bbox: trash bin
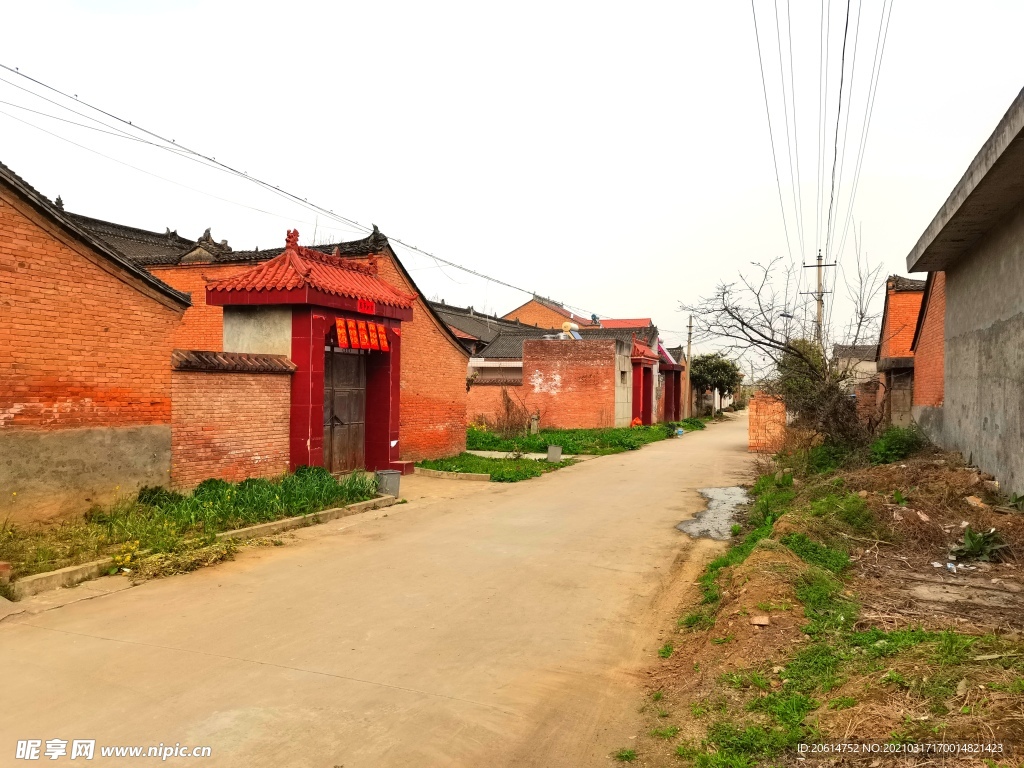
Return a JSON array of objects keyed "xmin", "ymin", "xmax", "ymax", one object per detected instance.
[
  {"xmin": 375, "ymin": 470, "xmax": 401, "ymax": 498},
  {"xmin": 546, "ymin": 445, "xmax": 563, "ymax": 463}
]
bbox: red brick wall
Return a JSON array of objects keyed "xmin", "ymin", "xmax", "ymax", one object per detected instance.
[
  {"xmin": 1, "ymin": 191, "xmax": 184, "ymax": 429},
  {"xmin": 467, "ymin": 340, "xmax": 618, "ymax": 429},
  {"xmin": 374, "ymin": 255, "xmax": 469, "ymax": 460},
  {"xmin": 501, "ymin": 299, "xmax": 597, "ymax": 329},
  {"xmin": 150, "ymin": 263, "xmax": 252, "ymax": 351},
  {"xmin": 171, "ymin": 370, "xmax": 291, "ymax": 489},
  {"xmin": 913, "ymin": 272, "xmax": 945, "ymax": 408},
  {"xmin": 154, "ymin": 250, "xmax": 470, "ymax": 462},
  {"xmin": 880, "ymin": 287, "xmax": 925, "ymax": 360},
  {"xmin": 748, "ymin": 393, "xmax": 786, "ymax": 453},
  {"xmin": 855, "ymin": 379, "xmax": 881, "ymax": 423}
]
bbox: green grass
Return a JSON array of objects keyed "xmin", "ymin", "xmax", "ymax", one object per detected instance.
[
  {"xmin": 658, "ymin": 643, "xmax": 674, "ymax": 658},
  {"xmin": 466, "ymin": 423, "xmax": 684, "ymax": 455},
  {"xmin": 780, "ymin": 533, "xmax": 850, "ymax": 574},
  {"xmin": 808, "ymin": 492, "xmax": 873, "ymax": 533},
  {"xmin": 613, "ymin": 748, "xmax": 637, "ymax": 762},
  {"xmin": 650, "ymin": 725, "xmax": 680, "ymax": 739},
  {"xmin": 0, "ymin": 467, "xmax": 378, "ymax": 580},
  {"xmin": 680, "ymin": 610, "xmax": 716, "ymax": 630},
  {"xmin": 869, "ymin": 426, "xmax": 924, "ymax": 465},
  {"xmin": 415, "ymin": 453, "xmax": 573, "ymax": 482}
]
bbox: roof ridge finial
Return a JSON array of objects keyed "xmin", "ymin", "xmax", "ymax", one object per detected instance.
[
  {"xmin": 54, "ymin": 195, "xmax": 64, "ymax": 211},
  {"xmin": 286, "ymin": 229, "xmax": 300, "ymax": 249}
]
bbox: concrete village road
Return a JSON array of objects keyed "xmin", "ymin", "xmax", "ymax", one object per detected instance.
[{"xmin": 0, "ymin": 414, "xmax": 754, "ymax": 767}]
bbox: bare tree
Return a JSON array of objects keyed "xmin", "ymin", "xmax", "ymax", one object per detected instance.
[{"xmin": 681, "ymin": 253, "xmax": 886, "ymax": 444}]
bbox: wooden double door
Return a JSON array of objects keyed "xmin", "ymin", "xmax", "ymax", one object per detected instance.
[{"xmin": 323, "ymin": 347, "xmax": 366, "ymax": 474}]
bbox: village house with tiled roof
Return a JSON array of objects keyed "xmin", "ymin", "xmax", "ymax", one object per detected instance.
[
  {"xmin": 501, "ymin": 294, "xmax": 601, "ymax": 329},
  {"xmin": 0, "ymin": 161, "xmax": 191, "ymax": 523},
  {"xmin": 69, "ymin": 209, "xmax": 471, "ymax": 465}
]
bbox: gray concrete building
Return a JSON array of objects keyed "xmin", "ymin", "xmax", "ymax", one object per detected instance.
[{"xmin": 906, "ymin": 86, "xmax": 1024, "ymax": 494}]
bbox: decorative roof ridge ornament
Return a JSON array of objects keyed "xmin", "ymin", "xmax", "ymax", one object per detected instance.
[{"xmin": 282, "ymin": 229, "xmax": 311, "ymax": 280}]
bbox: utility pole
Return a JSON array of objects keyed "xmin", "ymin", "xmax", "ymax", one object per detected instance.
[
  {"xmin": 802, "ymin": 249, "xmax": 835, "ymax": 351},
  {"xmin": 685, "ymin": 315, "xmax": 693, "ymax": 418}
]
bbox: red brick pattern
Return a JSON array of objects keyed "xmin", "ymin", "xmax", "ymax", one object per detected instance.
[
  {"xmin": 467, "ymin": 340, "xmax": 619, "ymax": 429},
  {"xmin": 373, "ymin": 257, "xmax": 468, "ymax": 460},
  {"xmin": 171, "ymin": 370, "xmax": 291, "ymax": 489},
  {"xmin": 880, "ymin": 288, "xmax": 924, "ymax": 360},
  {"xmin": 913, "ymin": 272, "xmax": 945, "ymax": 407},
  {"xmin": 748, "ymin": 393, "xmax": 786, "ymax": 453},
  {"xmin": 150, "ymin": 264, "xmax": 248, "ymax": 351},
  {"xmin": 155, "ymin": 248, "xmax": 469, "ymax": 461},
  {"xmin": 1, "ymin": 193, "xmax": 183, "ymax": 429},
  {"xmin": 855, "ymin": 379, "xmax": 881, "ymax": 423}
]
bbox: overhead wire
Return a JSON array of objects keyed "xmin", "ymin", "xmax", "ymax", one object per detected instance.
[
  {"xmin": 824, "ymin": 0, "xmax": 852, "ymax": 263},
  {"xmin": 0, "ymin": 62, "xmax": 613, "ymax": 317},
  {"xmin": 750, "ymin": 0, "xmax": 795, "ymax": 264},
  {"xmin": 773, "ymin": 0, "xmax": 805, "ymax": 262}
]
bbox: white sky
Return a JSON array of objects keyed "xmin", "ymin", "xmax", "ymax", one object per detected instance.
[{"xmin": 3, "ymin": 0, "xmax": 1023, "ymax": 355}]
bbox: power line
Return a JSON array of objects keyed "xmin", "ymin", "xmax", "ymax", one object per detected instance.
[
  {"xmin": 750, "ymin": 0, "xmax": 795, "ymax": 264},
  {"xmin": 773, "ymin": 0, "xmax": 805, "ymax": 262},
  {"xmin": 824, "ymin": 0, "xmax": 852, "ymax": 262},
  {"xmin": 0, "ymin": 62, "xmax": 612, "ymax": 317},
  {"xmin": 834, "ymin": 0, "xmax": 894, "ymax": 263},
  {"xmin": 826, "ymin": 0, "xmax": 862, "ymax": 261}
]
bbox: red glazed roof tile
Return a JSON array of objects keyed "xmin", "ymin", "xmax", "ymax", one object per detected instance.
[{"xmin": 206, "ymin": 230, "xmax": 416, "ymax": 309}]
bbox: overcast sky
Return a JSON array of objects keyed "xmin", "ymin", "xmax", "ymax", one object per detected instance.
[{"xmin": 3, "ymin": 0, "xmax": 1023, "ymax": 355}]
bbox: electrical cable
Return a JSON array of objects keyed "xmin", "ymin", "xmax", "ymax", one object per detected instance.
[{"xmin": 750, "ymin": 0, "xmax": 795, "ymax": 264}]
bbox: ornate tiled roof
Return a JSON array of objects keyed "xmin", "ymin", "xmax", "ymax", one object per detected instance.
[
  {"xmin": 66, "ymin": 213, "xmax": 196, "ymax": 265},
  {"xmin": 206, "ymin": 230, "xmax": 417, "ymax": 309}
]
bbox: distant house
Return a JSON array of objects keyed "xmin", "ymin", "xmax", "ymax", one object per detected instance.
[
  {"xmin": 501, "ymin": 294, "xmax": 601, "ymax": 329},
  {"xmin": 905, "ymin": 85, "xmax": 1024, "ymax": 493},
  {"xmin": 72, "ymin": 215, "xmax": 470, "ymax": 463},
  {"xmin": 0, "ymin": 162, "xmax": 190, "ymax": 523},
  {"xmin": 833, "ymin": 343, "xmax": 878, "ymax": 390},
  {"xmin": 428, "ymin": 300, "xmax": 523, "ymax": 355},
  {"xmin": 910, "ymin": 272, "xmax": 946, "ymax": 416},
  {"xmin": 466, "ymin": 324, "xmax": 682, "ymax": 427},
  {"xmin": 876, "ymin": 275, "xmax": 926, "ymax": 427}
]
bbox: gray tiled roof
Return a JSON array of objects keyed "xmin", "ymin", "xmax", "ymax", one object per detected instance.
[
  {"xmin": 0, "ymin": 161, "xmax": 190, "ymax": 306},
  {"xmin": 66, "ymin": 213, "xmax": 196, "ymax": 265},
  {"xmin": 833, "ymin": 343, "xmax": 878, "ymax": 361},
  {"xmin": 171, "ymin": 349, "xmax": 296, "ymax": 373},
  {"xmin": 477, "ymin": 326, "xmax": 657, "ymax": 359},
  {"xmin": 888, "ymin": 275, "xmax": 926, "ymax": 292},
  {"xmin": 428, "ymin": 301, "xmax": 522, "ymax": 343}
]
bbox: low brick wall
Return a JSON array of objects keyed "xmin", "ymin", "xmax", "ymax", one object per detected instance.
[
  {"xmin": 748, "ymin": 393, "xmax": 786, "ymax": 453},
  {"xmin": 171, "ymin": 352, "xmax": 293, "ymax": 489}
]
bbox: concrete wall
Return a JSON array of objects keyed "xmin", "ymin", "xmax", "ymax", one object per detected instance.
[
  {"xmin": 938, "ymin": 200, "xmax": 1024, "ymax": 493},
  {"xmin": 223, "ymin": 306, "xmax": 293, "ymax": 356},
  {"xmin": 614, "ymin": 352, "xmax": 632, "ymax": 426},
  {"xmin": 1, "ymin": 426, "xmax": 171, "ymax": 524}
]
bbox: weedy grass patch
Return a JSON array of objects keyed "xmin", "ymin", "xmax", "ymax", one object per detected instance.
[
  {"xmin": 0, "ymin": 467, "xmax": 378, "ymax": 580},
  {"xmin": 416, "ymin": 453, "xmax": 574, "ymax": 482},
  {"xmin": 466, "ymin": 423, "xmax": 688, "ymax": 456}
]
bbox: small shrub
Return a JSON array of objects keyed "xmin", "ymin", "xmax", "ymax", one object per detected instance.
[
  {"xmin": 613, "ymin": 748, "xmax": 637, "ymax": 762},
  {"xmin": 730, "ymin": 523, "xmax": 742, "ymax": 537},
  {"xmin": 869, "ymin": 426, "xmax": 924, "ymax": 465},
  {"xmin": 658, "ymin": 643, "xmax": 674, "ymax": 658},
  {"xmin": 950, "ymin": 526, "xmax": 1008, "ymax": 562},
  {"xmin": 807, "ymin": 444, "xmax": 849, "ymax": 474}
]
